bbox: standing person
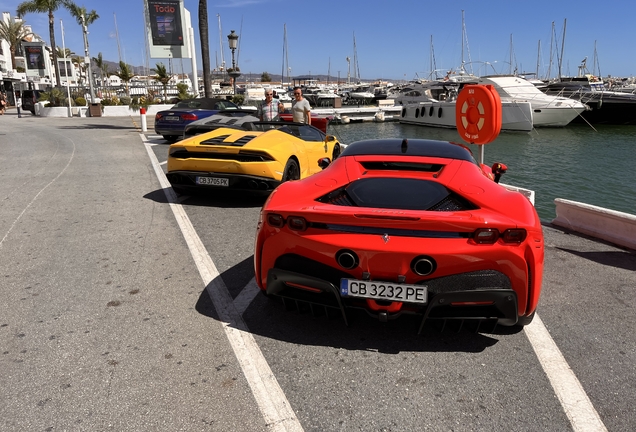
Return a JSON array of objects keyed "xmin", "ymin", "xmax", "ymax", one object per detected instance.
[
  {"xmin": 0, "ymin": 91, "xmax": 6, "ymax": 115},
  {"xmin": 291, "ymin": 87, "xmax": 311, "ymax": 125},
  {"xmin": 257, "ymin": 89, "xmax": 284, "ymax": 121},
  {"xmin": 16, "ymin": 92, "xmax": 22, "ymax": 118}
]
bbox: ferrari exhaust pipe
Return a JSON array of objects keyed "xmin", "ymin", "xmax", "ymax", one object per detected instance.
[
  {"xmin": 411, "ymin": 256, "xmax": 436, "ymax": 276},
  {"xmin": 336, "ymin": 250, "xmax": 359, "ymax": 270},
  {"xmin": 259, "ymin": 181, "xmax": 269, "ymax": 190},
  {"xmin": 249, "ymin": 180, "xmax": 259, "ymax": 189}
]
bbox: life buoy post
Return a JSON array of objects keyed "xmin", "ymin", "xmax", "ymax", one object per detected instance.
[{"xmin": 455, "ymin": 84, "xmax": 502, "ymax": 164}]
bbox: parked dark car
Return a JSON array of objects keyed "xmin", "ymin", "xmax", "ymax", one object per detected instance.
[
  {"xmin": 182, "ymin": 109, "xmax": 259, "ymax": 138},
  {"xmin": 21, "ymin": 89, "xmax": 42, "ymax": 114},
  {"xmin": 154, "ymin": 98, "xmax": 239, "ymax": 143}
]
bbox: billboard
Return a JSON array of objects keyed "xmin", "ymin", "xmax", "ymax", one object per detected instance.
[
  {"xmin": 148, "ymin": 0, "xmax": 183, "ymax": 46},
  {"xmin": 25, "ymin": 45, "xmax": 45, "ymax": 70},
  {"xmin": 144, "ymin": 0, "xmax": 191, "ymax": 58}
]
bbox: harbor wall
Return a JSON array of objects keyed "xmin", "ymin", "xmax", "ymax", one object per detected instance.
[
  {"xmin": 36, "ymin": 103, "xmax": 173, "ymax": 117},
  {"xmin": 552, "ymin": 198, "xmax": 636, "ymax": 250}
]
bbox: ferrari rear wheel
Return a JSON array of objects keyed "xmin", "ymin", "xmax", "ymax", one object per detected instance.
[
  {"xmin": 516, "ymin": 311, "xmax": 536, "ymax": 327},
  {"xmin": 282, "ymin": 159, "xmax": 300, "ymax": 182}
]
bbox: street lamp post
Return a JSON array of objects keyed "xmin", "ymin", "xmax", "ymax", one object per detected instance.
[
  {"xmin": 81, "ymin": 15, "xmax": 95, "ymax": 103},
  {"xmin": 227, "ymin": 30, "xmax": 240, "ymax": 97}
]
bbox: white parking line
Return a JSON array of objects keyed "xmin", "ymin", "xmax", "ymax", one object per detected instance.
[
  {"xmin": 141, "ymin": 134, "xmax": 303, "ymax": 432},
  {"xmin": 525, "ymin": 315, "xmax": 608, "ymax": 432},
  {"xmin": 233, "ymin": 278, "xmax": 261, "ymax": 316}
]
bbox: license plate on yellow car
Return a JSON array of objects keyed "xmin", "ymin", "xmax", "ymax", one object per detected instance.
[
  {"xmin": 340, "ymin": 279, "xmax": 427, "ymax": 303},
  {"xmin": 196, "ymin": 176, "xmax": 229, "ymax": 187}
]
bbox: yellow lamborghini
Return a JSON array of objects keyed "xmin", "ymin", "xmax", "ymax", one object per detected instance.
[{"xmin": 166, "ymin": 121, "xmax": 341, "ymax": 194}]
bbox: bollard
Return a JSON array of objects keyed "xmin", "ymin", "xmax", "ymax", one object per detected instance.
[{"xmin": 140, "ymin": 107, "xmax": 147, "ymax": 132}]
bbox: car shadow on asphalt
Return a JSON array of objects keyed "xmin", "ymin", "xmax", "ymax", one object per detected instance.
[
  {"xmin": 555, "ymin": 247, "xmax": 636, "ymax": 271},
  {"xmin": 57, "ymin": 124, "xmax": 136, "ymax": 130},
  {"xmin": 194, "ymin": 260, "xmax": 521, "ymax": 354},
  {"xmin": 143, "ymin": 188, "xmax": 268, "ymax": 208}
]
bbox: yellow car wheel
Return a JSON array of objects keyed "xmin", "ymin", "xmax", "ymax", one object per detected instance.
[{"xmin": 282, "ymin": 159, "xmax": 300, "ymax": 182}]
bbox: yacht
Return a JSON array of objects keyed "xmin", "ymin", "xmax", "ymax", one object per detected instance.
[
  {"xmin": 398, "ymin": 80, "xmax": 533, "ymax": 132},
  {"xmin": 542, "ymin": 75, "xmax": 636, "ymax": 125},
  {"xmin": 475, "ymin": 75, "xmax": 587, "ymax": 127}
]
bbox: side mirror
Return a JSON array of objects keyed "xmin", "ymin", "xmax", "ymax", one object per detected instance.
[
  {"xmin": 491, "ymin": 162, "xmax": 508, "ymax": 184},
  {"xmin": 318, "ymin": 157, "xmax": 331, "ymax": 170},
  {"xmin": 325, "ymin": 135, "xmax": 335, "ymax": 142}
]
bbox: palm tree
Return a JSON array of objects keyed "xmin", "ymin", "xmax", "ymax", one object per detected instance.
[
  {"xmin": 198, "ymin": 0, "xmax": 211, "ymax": 97},
  {"xmin": 115, "ymin": 61, "xmax": 134, "ymax": 96},
  {"xmin": 64, "ymin": 3, "xmax": 98, "ymax": 99},
  {"xmin": 16, "ymin": 0, "xmax": 74, "ymax": 87},
  {"xmin": 65, "ymin": 3, "xmax": 98, "ymax": 27},
  {"xmin": 55, "ymin": 46, "xmax": 73, "ymax": 58},
  {"xmin": 151, "ymin": 62, "xmax": 172, "ymax": 102},
  {"xmin": 0, "ymin": 19, "xmax": 32, "ymax": 70},
  {"xmin": 92, "ymin": 52, "xmax": 105, "ymax": 87},
  {"xmin": 71, "ymin": 54, "xmax": 85, "ymax": 84}
]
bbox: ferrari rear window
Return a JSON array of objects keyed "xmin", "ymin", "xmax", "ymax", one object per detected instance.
[
  {"xmin": 317, "ymin": 178, "xmax": 477, "ymax": 211},
  {"xmin": 360, "ymin": 161, "xmax": 443, "ymax": 172}
]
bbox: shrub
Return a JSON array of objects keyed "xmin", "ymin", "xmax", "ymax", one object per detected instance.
[
  {"xmin": 38, "ymin": 88, "xmax": 68, "ymax": 107},
  {"xmin": 119, "ymin": 96, "xmax": 131, "ymax": 105},
  {"xmin": 231, "ymin": 94, "xmax": 245, "ymax": 105},
  {"xmin": 100, "ymin": 98, "xmax": 114, "ymax": 106},
  {"xmin": 75, "ymin": 96, "xmax": 87, "ymax": 106}
]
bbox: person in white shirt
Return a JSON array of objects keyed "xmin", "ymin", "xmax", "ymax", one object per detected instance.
[{"xmin": 291, "ymin": 87, "xmax": 311, "ymax": 125}]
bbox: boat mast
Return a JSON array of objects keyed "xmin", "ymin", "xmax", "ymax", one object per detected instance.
[
  {"xmin": 353, "ymin": 32, "xmax": 359, "ymax": 83},
  {"xmin": 558, "ymin": 18, "xmax": 566, "ymax": 79},
  {"xmin": 114, "ymin": 13, "xmax": 122, "ymax": 63},
  {"xmin": 509, "ymin": 34, "xmax": 513, "ymax": 75},
  {"xmin": 281, "ymin": 24, "xmax": 286, "ymax": 85},
  {"xmin": 547, "ymin": 21, "xmax": 554, "ymax": 80},
  {"xmin": 535, "ymin": 40, "xmax": 541, "ymax": 78},
  {"xmin": 429, "ymin": 35, "xmax": 437, "ymax": 80},
  {"xmin": 593, "ymin": 40, "xmax": 601, "ymax": 78},
  {"xmin": 217, "ymin": 14, "xmax": 225, "ymax": 72},
  {"xmin": 460, "ymin": 10, "xmax": 465, "ymax": 74},
  {"xmin": 459, "ymin": 10, "xmax": 473, "ymax": 75}
]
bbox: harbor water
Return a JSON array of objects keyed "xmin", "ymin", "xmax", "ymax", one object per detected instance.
[{"xmin": 329, "ymin": 122, "xmax": 636, "ymax": 221}]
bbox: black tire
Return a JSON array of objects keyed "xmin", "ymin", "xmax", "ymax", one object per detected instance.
[
  {"xmin": 516, "ymin": 311, "xmax": 536, "ymax": 327},
  {"xmin": 332, "ymin": 144, "xmax": 341, "ymax": 161},
  {"xmin": 163, "ymin": 135, "xmax": 178, "ymax": 143},
  {"xmin": 282, "ymin": 159, "xmax": 300, "ymax": 182}
]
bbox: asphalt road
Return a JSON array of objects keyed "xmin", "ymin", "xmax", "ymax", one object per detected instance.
[{"xmin": 1, "ymin": 112, "xmax": 634, "ymax": 432}]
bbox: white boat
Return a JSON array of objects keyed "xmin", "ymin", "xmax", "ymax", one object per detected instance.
[
  {"xmin": 399, "ymin": 99, "xmax": 533, "ymax": 132},
  {"xmin": 348, "ymin": 85, "xmax": 375, "ymax": 100},
  {"xmin": 476, "ymin": 75, "xmax": 587, "ymax": 127},
  {"xmin": 398, "ymin": 80, "xmax": 533, "ymax": 132}
]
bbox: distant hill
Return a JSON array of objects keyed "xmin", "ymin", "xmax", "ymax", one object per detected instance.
[{"xmin": 98, "ymin": 59, "xmax": 386, "ymax": 83}]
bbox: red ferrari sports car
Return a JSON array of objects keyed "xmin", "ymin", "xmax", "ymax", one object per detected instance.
[{"xmin": 254, "ymin": 138, "xmax": 544, "ymax": 330}]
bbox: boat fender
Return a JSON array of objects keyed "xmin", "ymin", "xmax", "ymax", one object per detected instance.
[{"xmin": 455, "ymin": 84, "xmax": 502, "ymax": 145}]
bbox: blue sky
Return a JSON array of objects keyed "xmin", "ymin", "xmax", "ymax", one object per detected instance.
[{"xmin": 2, "ymin": 0, "xmax": 635, "ymax": 80}]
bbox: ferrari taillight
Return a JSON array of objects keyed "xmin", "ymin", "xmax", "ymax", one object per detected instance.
[
  {"xmin": 501, "ymin": 229, "xmax": 527, "ymax": 243},
  {"xmin": 473, "ymin": 228, "xmax": 499, "ymax": 244},
  {"xmin": 473, "ymin": 228, "xmax": 527, "ymax": 244},
  {"xmin": 267, "ymin": 213, "xmax": 285, "ymax": 228},
  {"xmin": 287, "ymin": 216, "xmax": 307, "ymax": 232},
  {"xmin": 181, "ymin": 113, "xmax": 198, "ymax": 121}
]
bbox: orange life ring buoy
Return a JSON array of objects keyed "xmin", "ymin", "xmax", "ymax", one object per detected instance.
[{"xmin": 455, "ymin": 84, "xmax": 502, "ymax": 145}]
